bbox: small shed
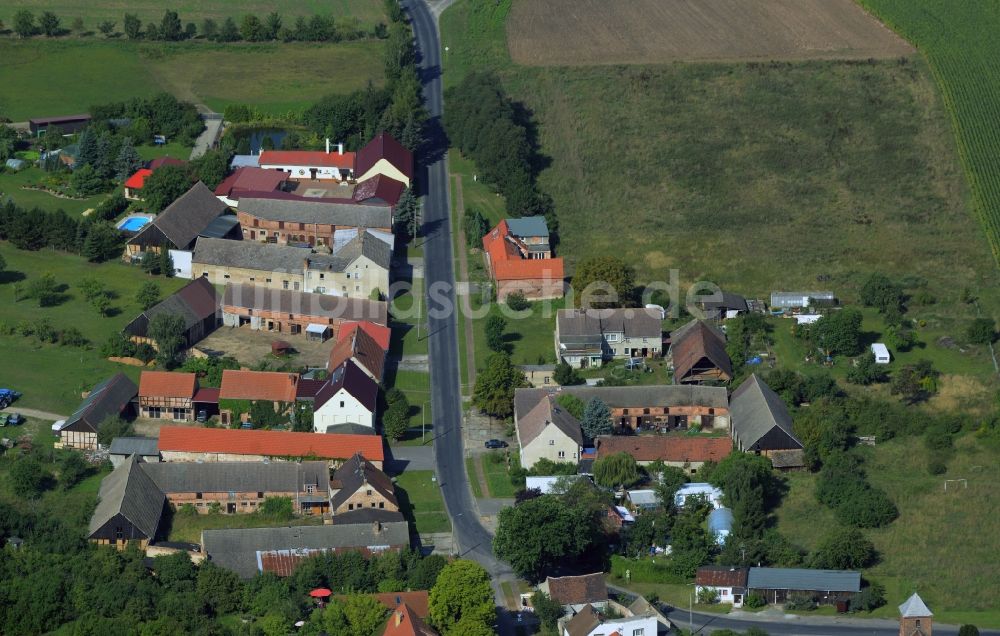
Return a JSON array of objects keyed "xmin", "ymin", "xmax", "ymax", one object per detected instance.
[
  {"xmin": 627, "ymin": 489, "xmax": 659, "ymax": 510},
  {"xmin": 674, "ymin": 482, "xmax": 724, "ymax": 509},
  {"xmin": 871, "ymin": 343, "xmax": 890, "ymax": 364},
  {"xmin": 306, "ymin": 324, "xmax": 331, "ymax": 342},
  {"xmin": 770, "ymin": 291, "xmax": 837, "ymax": 310},
  {"xmin": 271, "ymin": 340, "xmax": 293, "ymax": 356}
]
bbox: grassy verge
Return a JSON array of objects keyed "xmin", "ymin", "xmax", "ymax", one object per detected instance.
[
  {"xmin": 465, "ymin": 457, "xmax": 483, "ymax": 498},
  {"xmin": 481, "ymin": 451, "xmax": 520, "ymax": 498},
  {"xmin": 0, "ymin": 39, "xmax": 384, "ymax": 119},
  {"xmin": 0, "ymin": 244, "xmax": 187, "ymax": 413},
  {"xmin": 165, "ymin": 511, "xmax": 323, "ymax": 544},
  {"xmin": 394, "ymin": 469, "xmax": 450, "ymax": 534}
]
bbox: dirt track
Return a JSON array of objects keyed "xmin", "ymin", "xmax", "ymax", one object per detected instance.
[{"xmin": 507, "ymin": 0, "xmax": 914, "ymax": 66}]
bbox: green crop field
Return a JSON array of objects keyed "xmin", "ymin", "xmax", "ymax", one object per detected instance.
[
  {"xmin": 0, "ymin": 0, "xmax": 385, "ymax": 29},
  {"xmin": 857, "ymin": 1, "xmax": 1000, "ymax": 266},
  {"xmin": 0, "ymin": 245, "xmax": 187, "ymax": 413},
  {"xmin": 0, "ymin": 39, "xmax": 385, "ymax": 120}
]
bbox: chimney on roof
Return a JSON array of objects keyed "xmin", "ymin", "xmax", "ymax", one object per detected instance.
[
  {"xmin": 326, "ymin": 138, "xmax": 331, "ymax": 154},
  {"xmin": 338, "ymin": 143, "xmax": 344, "ymax": 155}
]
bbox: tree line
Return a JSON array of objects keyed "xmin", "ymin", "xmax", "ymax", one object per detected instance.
[
  {"xmin": 0, "ymin": 195, "xmax": 126, "ymax": 262},
  {"xmin": 5, "ymin": 8, "xmax": 389, "ymax": 43},
  {"xmin": 443, "ymin": 71, "xmax": 555, "ymax": 229}
]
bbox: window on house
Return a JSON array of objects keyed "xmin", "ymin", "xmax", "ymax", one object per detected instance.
[
  {"xmin": 223, "ymin": 274, "xmax": 230, "ymax": 279},
  {"xmin": 266, "ymin": 278, "xmax": 271, "ymax": 283},
  {"xmin": 558, "ymin": 451, "xmax": 565, "ymax": 459},
  {"xmin": 319, "ymin": 273, "xmax": 325, "ymax": 279},
  {"xmin": 294, "ymin": 282, "xmax": 300, "ymax": 290},
  {"xmin": 249, "ymin": 277, "xmax": 255, "ymax": 282},
  {"xmin": 379, "ymin": 502, "xmax": 384, "ymax": 509},
  {"xmin": 549, "ymin": 439, "xmax": 554, "ymax": 445},
  {"xmin": 366, "ymin": 489, "xmax": 372, "ymax": 496},
  {"xmin": 340, "ymin": 401, "xmax": 345, "ymax": 408},
  {"xmin": 371, "ymin": 502, "xmax": 376, "ymax": 507},
  {"xmin": 348, "ymin": 503, "xmax": 354, "ymax": 510},
  {"xmin": 306, "ymin": 484, "xmax": 315, "ymax": 494},
  {"xmin": 632, "ymin": 630, "xmax": 645, "ymax": 636},
  {"xmin": 279, "ymin": 221, "xmax": 284, "ymax": 229},
  {"xmin": 355, "ymin": 286, "xmax": 360, "ymax": 292},
  {"xmin": 195, "ymin": 492, "xmax": 202, "ymax": 499},
  {"xmin": 257, "ymin": 492, "xmax": 263, "ymax": 498},
  {"xmin": 115, "ymin": 527, "xmax": 123, "ymax": 540}
]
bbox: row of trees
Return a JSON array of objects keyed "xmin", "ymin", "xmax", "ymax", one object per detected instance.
[
  {"xmin": 444, "ymin": 71, "xmax": 554, "ymax": 224},
  {"xmin": 90, "ymin": 92, "xmax": 204, "ymax": 146},
  {"xmin": 0, "ymin": 199, "xmax": 126, "ymax": 262}
]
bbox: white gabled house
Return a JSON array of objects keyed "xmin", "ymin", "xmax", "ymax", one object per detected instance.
[{"xmin": 313, "ymin": 361, "xmax": 379, "ymax": 431}]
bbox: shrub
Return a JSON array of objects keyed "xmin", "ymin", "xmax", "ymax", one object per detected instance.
[
  {"xmin": 697, "ymin": 588, "xmax": 719, "ymax": 604},
  {"xmin": 927, "ymin": 458, "xmax": 947, "ymax": 475},
  {"xmin": 506, "ymin": 291, "xmax": 530, "ymax": 311},
  {"xmin": 852, "ymin": 582, "xmax": 886, "ymax": 612},
  {"xmin": 836, "ymin": 487, "xmax": 898, "ymax": 528},
  {"xmin": 966, "ymin": 318, "xmax": 996, "ymax": 344},
  {"xmin": 258, "ymin": 497, "xmax": 294, "ymax": 519},
  {"xmin": 924, "ymin": 427, "xmax": 953, "ymax": 451},
  {"xmin": 177, "ymin": 503, "xmax": 198, "ymax": 517},
  {"xmin": 744, "ymin": 593, "xmax": 766, "ymax": 609},
  {"xmin": 784, "ymin": 593, "xmax": 817, "ymax": 611},
  {"xmin": 59, "ymin": 327, "xmax": 88, "ymax": 348}
]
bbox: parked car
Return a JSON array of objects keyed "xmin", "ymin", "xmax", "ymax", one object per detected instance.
[
  {"xmin": 0, "ymin": 389, "xmax": 21, "ymax": 408},
  {"xmin": 240, "ymin": 422, "xmax": 254, "ymax": 430},
  {"xmin": 196, "ymin": 410, "xmax": 208, "ymax": 423},
  {"xmin": 484, "ymin": 439, "xmax": 508, "ymax": 449},
  {"xmin": 4, "ymin": 413, "xmax": 23, "ymax": 426}
]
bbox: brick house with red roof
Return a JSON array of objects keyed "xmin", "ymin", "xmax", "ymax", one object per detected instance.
[
  {"xmin": 482, "ymin": 217, "xmax": 565, "ymax": 301},
  {"xmin": 383, "ymin": 603, "xmax": 438, "ymax": 636},
  {"xmin": 594, "ymin": 435, "xmax": 732, "ymax": 474},
  {"xmin": 157, "ymin": 426, "xmax": 384, "ymax": 468},
  {"xmin": 259, "ymin": 142, "xmax": 356, "ymax": 180},
  {"xmin": 355, "ymin": 132, "xmax": 414, "ymax": 187},
  {"xmin": 695, "ymin": 566, "xmax": 749, "ymax": 607},
  {"xmin": 124, "ymin": 169, "xmax": 153, "ymax": 200},
  {"xmin": 327, "ymin": 325, "xmax": 387, "ymax": 382},
  {"xmin": 218, "ymin": 370, "xmax": 300, "ymax": 426},
  {"xmin": 138, "ymin": 371, "xmax": 199, "ymax": 421}
]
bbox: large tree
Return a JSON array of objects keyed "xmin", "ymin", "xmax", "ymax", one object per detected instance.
[
  {"xmin": 142, "ymin": 165, "xmax": 192, "ymax": 212},
  {"xmin": 809, "ymin": 528, "xmax": 876, "ymax": 570},
  {"xmin": 813, "ymin": 308, "xmax": 863, "ymax": 356},
  {"xmin": 493, "ymin": 495, "xmax": 599, "ymax": 581},
  {"xmin": 472, "ymin": 352, "xmax": 528, "ymax": 419},
  {"xmin": 428, "ymin": 560, "xmax": 495, "ymax": 635},
  {"xmin": 149, "ymin": 312, "xmax": 187, "ymax": 368},
  {"xmin": 123, "ymin": 13, "xmax": 142, "ymax": 39},
  {"xmin": 485, "ymin": 314, "xmax": 506, "ymax": 352},
  {"xmin": 115, "ymin": 137, "xmax": 144, "ymax": 181},
  {"xmin": 571, "ymin": 255, "xmax": 635, "ymax": 308},
  {"xmin": 581, "ymin": 397, "xmax": 613, "ymax": 440},
  {"xmin": 592, "ymin": 452, "xmax": 640, "ymax": 489}
]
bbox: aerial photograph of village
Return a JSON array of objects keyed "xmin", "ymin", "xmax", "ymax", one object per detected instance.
[{"xmin": 0, "ymin": 1, "xmax": 998, "ymax": 635}]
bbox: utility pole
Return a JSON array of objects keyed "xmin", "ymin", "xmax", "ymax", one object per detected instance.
[{"xmin": 689, "ymin": 590, "xmax": 693, "ymax": 635}]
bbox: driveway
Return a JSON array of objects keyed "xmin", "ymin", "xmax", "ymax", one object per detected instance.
[{"xmin": 385, "ymin": 445, "xmax": 435, "ymax": 473}]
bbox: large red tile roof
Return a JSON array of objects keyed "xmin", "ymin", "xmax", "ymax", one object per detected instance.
[
  {"xmin": 328, "ymin": 326, "xmax": 387, "ymax": 381},
  {"xmin": 138, "ymin": 371, "xmax": 198, "ymax": 399},
  {"xmin": 356, "ymin": 132, "xmax": 414, "ymax": 180},
  {"xmin": 214, "ymin": 167, "xmax": 287, "ymax": 198},
  {"xmin": 382, "ymin": 603, "xmax": 438, "ymax": 636},
  {"xmin": 157, "ymin": 426, "xmax": 384, "ymax": 462},
  {"xmin": 482, "ymin": 220, "xmax": 564, "ymax": 281},
  {"xmin": 259, "ymin": 149, "xmax": 355, "ymax": 170},
  {"xmin": 595, "ymin": 435, "xmax": 732, "ymax": 463},
  {"xmin": 219, "ymin": 370, "xmax": 300, "ymax": 403},
  {"xmin": 338, "ymin": 321, "xmax": 392, "ymax": 350}
]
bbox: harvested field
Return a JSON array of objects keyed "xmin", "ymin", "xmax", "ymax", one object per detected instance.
[{"xmin": 507, "ymin": 0, "xmax": 913, "ymax": 66}]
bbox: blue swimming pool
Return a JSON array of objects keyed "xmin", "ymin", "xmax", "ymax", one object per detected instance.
[{"xmin": 118, "ymin": 216, "xmax": 151, "ymax": 232}]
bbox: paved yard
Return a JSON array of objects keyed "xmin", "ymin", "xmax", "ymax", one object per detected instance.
[{"xmin": 196, "ymin": 324, "xmax": 336, "ymax": 368}]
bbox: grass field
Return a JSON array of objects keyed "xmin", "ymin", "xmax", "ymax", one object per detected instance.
[
  {"xmin": 441, "ymin": 1, "xmax": 1000, "ymax": 337},
  {"xmin": 0, "ymin": 245, "xmax": 187, "ymax": 413},
  {"xmin": 394, "ymin": 470, "xmax": 451, "ymax": 534},
  {"xmin": 858, "ymin": 1, "xmax": 1000, "ymax": 266},
  {"xmin": 0, "ymin": 39, "xmax": 385, "ymax": 120},
  {"xmin": 0, "ymin": 167, "xmax": 106, "ymax": 215},
  {"xmin": 481, "ymin": 451, "xmax": 520, "ymax": 498},
  {"xmin": 775, "ymin": 434, "xmax": 1000, "ymax": 626},
  {"xmin": 0, "ymin": 0, "xmax": 385, "ymax": 29},
  {"xmin": 507, "ymin": 0, "xmax": 912, "ymax": 66}
]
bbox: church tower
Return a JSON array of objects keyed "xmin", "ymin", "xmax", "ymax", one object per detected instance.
[{"xmin": 899, "ymin": 592, "xmax": 933, "ymax": 636}]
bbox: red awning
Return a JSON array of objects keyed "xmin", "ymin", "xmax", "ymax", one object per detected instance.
[{"xmin": 309, "ymin": 588, "xmax": 333, "ymax": 598}]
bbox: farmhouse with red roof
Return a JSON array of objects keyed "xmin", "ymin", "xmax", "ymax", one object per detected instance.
[{"xmin": 482, "ymin": 216, "xmax": 565, "ymax": 301}]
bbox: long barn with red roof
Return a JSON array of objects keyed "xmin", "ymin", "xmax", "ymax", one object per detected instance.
[{"xmin": 157, "ymin": 426, "xmax": 384, "ymax": 468}]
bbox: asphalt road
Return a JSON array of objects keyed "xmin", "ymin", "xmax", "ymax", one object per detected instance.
[{"xmin": 402, "ymin": 0, "xmax": 511, "ymax": 579}]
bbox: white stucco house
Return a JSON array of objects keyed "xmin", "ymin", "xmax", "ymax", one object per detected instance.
[
  {"xmin": 514, "ymin": 391, "xmax": 584, "ymax": 470},
  {"xmin": 312, "ymin": 361, "xmax": 378, "ymax": 431}
]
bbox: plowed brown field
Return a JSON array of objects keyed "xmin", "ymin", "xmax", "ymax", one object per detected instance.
[{"xmin": 507, "ymin": 0, "xmax": 913, "ymax": 65}]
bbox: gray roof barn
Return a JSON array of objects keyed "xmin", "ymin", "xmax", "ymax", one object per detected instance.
[
  {"xmin": 193, "ymin": 230, "xmax": 391, "ymax": 275},
  {"xmin": 329, "ymin": 453, "xmax": 397, "ymax": 511},
  {"xmin": 109, "ymin": 437, "xmax": 160, "ymax": 458},
  {"xmin": 140, "ymin": 461, "xmax": 328, "ymax": 495},
  {"xmin": 131, "ymin": 182, "xmax": 232, "ymax": 250},
  {"xmin": 506, "ymin": 216, "xmax": 550, "ymax": 239},
  {"xmin": 518, "ymin": 385, "xmax": 729, "ymax": 411},
  {"xmin": 238, "ymin": 197, "xmax": 392, "ymax": 228},
  {"xmin": 202, "ymin": 521, "xmax": 410, "ymax": 578},
  {"xmin": 88, "ymin": 455, "xmax": 166, "ymax": 540},
  {"xmin": 62, "ymin": 373, "xmax": 138, "ymax": 435},
  {"xmin": 122, "ymin": 277, "xmax": 218, "ymax": 344},
  {"xmin": 221, "ymin": 284, "xmax": 388, "ymax": 326},
  {"xmin": 747, "ymin": 567, "xmax": 860, "ymax": 593},
  {"xmin": 514, "ymin": 392, "xmax": 584, "ymax": 447},
  {"xmin": 729, "ymin": 374, "xmax": 803, "ymax": 453}
]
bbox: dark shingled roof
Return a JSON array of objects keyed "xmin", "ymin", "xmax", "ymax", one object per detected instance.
[
  {"xmin": 557, "ymin": 308, "xmax": 662, "ymax": 340},
  {"xmin": 327, "ymin": 325, "xmax": 387, "ymax": 381},
  {"xmin": 564, "ymin": 605, "xmax": 602, "ymax": 636},
  {"xmin": 356, "ymin": 132, "xmax": 414, "ymax": 181},
  {"xmin": 315, "ymin": 360, "xmax": 379, "ymax": 412},
  {"xmin": 140, "ymin": 461, "xmax": 328, "ymax": 495},
  {"xmin": 237, "ymin": 196, "xmax": 392, "ymax": 228},
  {"xmin": 670, "ymin": 319, "xmax": 733, "ymax": 382},
  {"xmin": 221, "ymin": 283, "xmax": 388, "ymax": 326},
  {"xmin": 327, "ymin": 508, "xmax": 405, "ymax": 525},
  {"xmin": 747, "ymin": 567, "xmax": 860, "ymax": 593},
  {"xmin": 134, "ymin": 182, "xmax": 230, "ymax": 249},
  {"xmin": 696, "ymin": 566, "xmax": 749, "ymax": 588},
  {"xmin": 109, "ymin": 437, "xmax": 160, "ymax": 458},
  {"xmin": 730, "ymin": 374, "xmax": 803, "ymax": 452},
  {"xmin": 62, "ymin": 373, "xmax": 138, "ymax": 434},
  {"xmin": 353, "ymin": 174, "xmax": 405, "ymax": 206},
  {"xmin": 329, "ymin": 453, "xmax": 397, "ymax": 511},
  {"xmin": 202, "ymin": 521, "xmax": 410, "ymax": 578},
  {"xmin": 515, "ymin": 385, "xmax": 728, "ymax": 411},
  {"xmin": 124, "ymin": 277, "xmax": 218, "ymax": 339},
  {"xmin": 88, "ymin": 455, "xmax": 166, "ymax": 540},
  {"xmin": 545, "ymin": 573, "xmax": 608, "ymax": 605},
  {"xmin": 515, "ymin": 393, "xmax": 584, "ymax": 447}
]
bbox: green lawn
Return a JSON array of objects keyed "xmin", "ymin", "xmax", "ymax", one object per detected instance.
[
  {"xmin": 0, "ymin": 244, "xmax": 187, "ymax": 413},
  {"xmin": 472, "ymin": 300, "xmax": 558, "ymax": 372},
  {"xmin": 481, "ymin": 451, "xmax": 520, "ymax": 498},
  {"xmin": 0, "ymin": 39, "xmax": 385, "ymax": 120},
  {"xmin": 465, "ymin": 457, "xmax": 483, "ymax": 498},
  {"xmin": 137, "ymin": 142, "xmax": 191, "ymax": 162},
  {"xmin": 775, "ymin": 435, "xmax": 1000, "ymax": 627},
  {"xmin": 0, "ymin": 166, "xmax": 106, "ymax": 215},
  {"xmin": 393, "ymin": 469, "xmax": 451, "ymax": 534},
  {"xmin": 164, "ymin": 511, "xmax": 323, "ymax": 544},
  {"xmin": 0, "ymin": 0, "xmax": 386, "ymax": 30}
]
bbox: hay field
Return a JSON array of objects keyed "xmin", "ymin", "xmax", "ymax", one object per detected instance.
[{"xmin": 507, "ymin": 0, "xmax": 913, "ymax": 66}]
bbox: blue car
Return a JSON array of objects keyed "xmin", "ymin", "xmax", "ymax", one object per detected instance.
[{"xmin": 0, "ymin": 389, "xmax": 21, "ymax": 408}]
